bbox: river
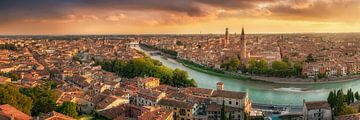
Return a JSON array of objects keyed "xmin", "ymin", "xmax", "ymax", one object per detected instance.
[{"xmin": 139, "ymin": 48, "xmax": 360, "ymax": 106}]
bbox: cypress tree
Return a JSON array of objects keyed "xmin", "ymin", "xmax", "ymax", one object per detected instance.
[{"xmin": 221, "ymin": 100, "xmax": 226, "ymax": 120}]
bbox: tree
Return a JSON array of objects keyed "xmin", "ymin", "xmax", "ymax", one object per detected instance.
[
  {"xmin": 220, "ymin": 100, "xmax": 226, "ymax": 120},
  {"xmin": 228, "ymin": 112, "xmax": 233, "ymax": 120},
  {"xmin": 305, "ymin": 54, "xmax": 316, "ymax": 63},
  {"xmin": 72, "ymin": 56, "xmax": 82, "ymax": 64},
  {"xmin": 272, "ymin": 61, "xmax": 289, "ymax": 71},
  {"xmin": 293, "ymin": 62, "xmax": 303, "ymax": 77},
  {"xmin": 328, "ymin": 91, "xmax": 335, "ymax": 108},
  {"xmin": 112, "ymin": 60, "xmax": 127, "ymax": 76},
  {"xmin": 176, "ymin": 41, "xmax": 183, "ymax": 46},
  {"xmin": 346, "ymin": 89, "xmax": 355, "ymax": 105},
  {"xmin": 0, "ymin": 72, "xmax": 19, "ymax": 81},
  {"xmin": 0, "ymin": 84, "xmax": 32, "ymax": 115},
  {"xmin": 282, "ymin": 57, "xmax": 289, "ymax": 64},
  {"xmin": 20, "ymin": 85, "xmax": 57, "ymax": 116},
  {"xmin": 220, "ymin": 63, "xmax": 230, "ymax": 70},
  {"xmin": 334, "ymin": 89, "xmax": 346, "ymax": 116},
  {"xmin": 338, "ymin": 105, "xmax": 356, "ymax": 116},
  {"xmin": 56, "ymin": 101, "xmax": 78, "ymax": 118},
  {"xmin": 173, "ymin": 68, "xmax": 192, "ymax": 87},
  {"xmin": 248, "ymin": 59, "xmax": 268, "ymax": 74},
  {"xmin": 228, "ymin": 57, "xmax": 241, "ymax": 71},
  {"xmin": 0, "ymin": 43, "xmax": 17, "ymax": 51},
  {"xmin": 258, "ymin": 59, "xmax": 269, "ymax": 74},
  {"xmin": 355, "ymin": 92, "xmax": 360, "ymax": 101},
  {"xmin": 154, "ymin": 66, "xmax": 173, "ymax": 85},
  {"xmin": 98, "ymin": 58, "xmax": 196, "ymax": 87}
]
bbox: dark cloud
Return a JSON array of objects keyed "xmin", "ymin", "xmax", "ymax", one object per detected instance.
[
  {"xmin": 0, "ymin": 0, "xmax": 359, "ymax": 25},
  {"xmin": 268, "ymin": 0, "xmax": 360, "ymax": 21},
  {"xmin": 0, "ymin": 0, "xmax": 277, "ymax": 24},
  {"xmin": 0, "ymin": 0, "xmax": 207, "ymax": 24}
]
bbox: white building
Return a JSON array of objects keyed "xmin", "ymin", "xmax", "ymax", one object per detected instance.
[
  {"xmin": 303, "ymin": 101, "xmax": 332, "ymax": 120},
  {"xmin": 136, "ymin": 89, "xmax": 165, "ymax": 107}
]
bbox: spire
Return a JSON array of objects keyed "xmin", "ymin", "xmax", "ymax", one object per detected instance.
[{"xmin": 241, "ymin": 26, "xmax": 245, "ymax": 35}]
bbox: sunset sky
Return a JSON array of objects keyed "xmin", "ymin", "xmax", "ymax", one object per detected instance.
[{"xmin": 0, "ymin": 0, "xmax": 360, "ymax": 35}]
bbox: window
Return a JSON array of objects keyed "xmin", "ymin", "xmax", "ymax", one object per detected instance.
[
  {"xmin": 236, "ymin": 102, "xmax": 238, "ymax": 105},
  {"xmin": 229, "ymin": 101, "xmax": 232, "ymax": 104},
  {"xmin": 180, "ymin": 109, "xmax": 186, "ymax": 116}
]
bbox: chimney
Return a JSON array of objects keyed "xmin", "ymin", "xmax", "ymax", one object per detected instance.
[{"xmin": 216, "ymin": 82, "xmax": 224, "ymax": 91}]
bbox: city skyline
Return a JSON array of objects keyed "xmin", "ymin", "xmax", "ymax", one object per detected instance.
[{"xmin": 1, "ymin": 0, "xmax": 360, "ymax": 35}]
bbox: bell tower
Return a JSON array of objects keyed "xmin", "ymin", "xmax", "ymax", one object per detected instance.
[
  {"xmin": 224, "ymin": 28, "xmax": 229, "ymax": 48},
  {"xmin": 240, "ymin": 27, "xmax": 247, "ymax": 62}
]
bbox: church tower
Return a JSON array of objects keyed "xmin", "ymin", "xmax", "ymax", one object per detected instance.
[
  {"xmin": 240, "ymin": 27, "xmax": 247, "ymax": 62},
  {"xmin": 224, "ymin": 28, "xmax": 229, "ymax": 48}
]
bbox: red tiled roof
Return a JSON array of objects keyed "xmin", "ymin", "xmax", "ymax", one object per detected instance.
[
  {"xmin": 304, "ymin": 101, "xmax": 331, "ymax": 110},
  {"xmin": 0, "ymin": 104, "xmax": 31, "ymax": 120},
  {"xmin": 39, "ymin": 111, "xmax": 76, "ymax": 120},
  {"xmin": 138, "ymin": 108, "xmax": 173, "ymax": 120}
]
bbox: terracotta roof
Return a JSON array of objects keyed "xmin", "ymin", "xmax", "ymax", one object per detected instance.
[
  {"xmin": 335, "ymin": 113, "xmax": 360, "ymax": 120},
  {"xmin": 211, "ymin": 90, "xmax": 246, "ymax": 99},
  {"xmin": 137, "ymin": 89, "xmax": 164, "ymax": 101},
  {"xmin": 184, "ymin": 87, "xmax": 214, "ymax": 96},
  {"xmin": 38, "ymin": 111, "xmax": 76, "ymax": 120},
  {"xmin": 98, "ymin": 104, "xmax": 149, "ymax": 119},
  {"xmin": 152, "ymin": 85, "xmax": 179, "ymax": 95},
  {"xmin": 0, "ymin": 104, "xmax": 31, "ymax": 120},
  {"xmin": 96, "ymin": 95, "xmax": 118, "ymax": 109},
  {"xmin": 0, "ymin": 76, "xmax": 11, "ymax": 83},
  {"xmin": 158, "ymin": 98, "xmax": 195, "ymax": 109},
  {"xmin": 90, "ymin": 94, "xmax": 108, "ymax": 104},
  {"xmin": 304, "ymin": 101, "xmax": 331, "ymax": 110},
  {"xmin": 139, "ymin": 108, "xmax": 173, "ymax": 120}
]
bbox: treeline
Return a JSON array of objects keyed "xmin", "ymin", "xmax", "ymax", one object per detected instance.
[
  {"xmin": 140, "ymin": 43, "xmax": 178, "ymax": 57},
  {"xmin": 246, "ymin": 59, "xmax": 303, "ymax": 78},
  {"xmin": 95, "ymin": 57, "xmax": 197, "ymax": 87},
  {"xmin": 221, "ymin": 57, "xmax": 245, "ymax": 72},
  {"xmin": 220, "ymin": 57, "xmax": 303, "ymax": 78},
  {"xmin": 0, "ymin": 83, "xmax": 78, "ymax": 117},
  {"xmin": 0, "ymin": 72, "xmax": 19, "ymax": 81},
  {"xmin": 0, "ymin": 43, "xmax": 17, "ymax": 51},
  {"xmin": 179, "ymin": 58, "xmax": 225, "ymax": 74},
  {"xmin": 0, "ymin": 84, "xmax": 32, "ymax": 114},
  {"xmin": 327, "ymin": 89, "xmax": 360, "ymax": 116}
]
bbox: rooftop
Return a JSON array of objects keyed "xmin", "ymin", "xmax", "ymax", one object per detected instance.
[
  {"xmin": 0, "ymin": 104, "xmax": 32, "ymax": 120},
  {"xmin": 304, "ymin": 101, "xmax": 331, "ymax": 110},
  {"xmin": 212, "ymin": 90, "xmax": 246, "ymax": 99}
]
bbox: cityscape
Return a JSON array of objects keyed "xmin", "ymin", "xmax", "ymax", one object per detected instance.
[{"xmin": 0, "ymin": 0, "xmax": 360, "ymax": 120}]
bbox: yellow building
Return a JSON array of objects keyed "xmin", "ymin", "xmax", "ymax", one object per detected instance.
[
  {"xmin": 137, "ymin": 77, "xmax": 160, "ymax": 89},
  {"xmin": 158, "ymin": 98, "xmax": 197, "ymax": 120}
]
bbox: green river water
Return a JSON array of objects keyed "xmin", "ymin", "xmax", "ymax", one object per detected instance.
[{"xmin": 141, "ymin": 49, "xmax": 360, "ymax": 106}]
